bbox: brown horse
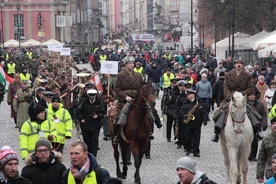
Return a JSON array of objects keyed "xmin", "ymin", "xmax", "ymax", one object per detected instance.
[{"xmin": 109, "ymin": 83, "xmax": 155, "ymax": 184}]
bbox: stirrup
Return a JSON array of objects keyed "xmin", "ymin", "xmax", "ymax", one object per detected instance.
[
  {"xmin": 256, "ymin": 132, "xmax": 264, "ymax": 141},
  {"xmin": 113, "ymin": 136, "xmax": 120, "ymax": 144},
  {"xmin": 211, "ymin": 134, "xmax": 219, "ymax": 143},
  {"xmin": 149, "ymin": 133, "xmax": 154, "ymax": 140}
]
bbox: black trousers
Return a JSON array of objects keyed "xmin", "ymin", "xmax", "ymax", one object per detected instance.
[
  {"xmin": 250, "ymin": 135, "xmax": 258, "ymax": 159},
  {"xmin": 81, "ymin": 128, "xmax": 100, "ymax": 157},
  {"xmin": 166, "ymin": 114, "xmax": 175, "ymax": 140},
  {"xmin": 185, "ymin": 126, "xmax": 201, "ymax": 155},
  {"xmin": 178, "ymin": 121, "xmax": 186, "ymax": 149}
]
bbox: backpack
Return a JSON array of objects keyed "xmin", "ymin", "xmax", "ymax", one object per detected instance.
[{"xmin": 200, "ymin": 174, "xmax": 217, "ymax": 184}]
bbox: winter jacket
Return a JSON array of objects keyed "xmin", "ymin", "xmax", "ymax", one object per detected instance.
[
  {"xmin": 224, "ymin": 69, "xmax": 254, "ymax": 101},
  {"xmin": 46, "ymin": 103, "xmax": 72, "ymax": 144},
  {"xmin": 77, "ymin": 97, "xmax": 105, "ymax": 131},
  {"xmin": 19, "ymin": 119, "xmax": 57, "ymax": 159},
  {"xmin": 0, "ymin": 171, "xmax": 32, "ymax": 184},
  {"xmin": 60, "ymin": 153, "xmax": 110, "ymax": 184},
  {"xmin": 21, "ymin": 151, "xmax": 66, "ymax": 184},
  {"xmin": 177, "ymin": 171, "xmax": 216, "ymax": 184},
  {"xmin": 145, "ymin": 65, "xmax": 162, "ymax": 83},
  {"xmin": 196, "ymin": 80, "xmax": 212, "ymax": 99},
  {"xmin": 213, "ymin": 77, "xmax": 225, "ymax": 105}
]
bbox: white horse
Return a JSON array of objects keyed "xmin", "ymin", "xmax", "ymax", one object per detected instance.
[{"xmin": 220, "ymin": 91, "xmax": 254, "ymax": 184}]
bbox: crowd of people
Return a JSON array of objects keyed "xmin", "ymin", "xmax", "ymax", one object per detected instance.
[{"xmin": 0, "ymin": 45, "xmax": 276, "ymax": 183}]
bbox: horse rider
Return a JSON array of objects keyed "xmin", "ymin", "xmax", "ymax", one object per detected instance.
[
  {"xmin": 211, "ymin": 58, "xmax": 263, "ymax": 142},
  {"xmin": 113, "ymin": 56, "xmax": 145, "ymax": 144}
]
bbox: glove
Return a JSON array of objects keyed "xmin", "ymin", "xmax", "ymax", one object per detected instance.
[
  {"xmin": 47, "ymin": 135, "xmax": 54, "ymax": 142},
  {"xmin": 65, "ymin": 136, "xmax": 71, "ymax": 139},
  {"xmin": 202, "ymin": 121, "xmax": 207, "ymax": 126},
  {"xmin": 262, "ymin": 125, "xmax": 267, "ymax": 131}
]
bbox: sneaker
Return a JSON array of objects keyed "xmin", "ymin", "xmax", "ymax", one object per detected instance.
[
  {"xmin": 211, "ymin": 134, "xmax": 219, "ymax": 143},
  {"xmin": 113, "ymin": 136, "xmax": 120, "ymax": 144}
]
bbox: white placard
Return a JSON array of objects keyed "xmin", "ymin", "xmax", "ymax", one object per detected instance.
[
  {"xmin": 60, "ymin": 48, "xmax": 71, "ymax": 56},
  {"xmin": 100, "ymin": 61, "xmax": 118, "ymax": 75},
  {"xmin": 53, "ymin": 44, "xmax": 64, "ymax": 52},
  {"xmin": 47, "ymin": 43, "xmax": 55, "ymax": 51}
]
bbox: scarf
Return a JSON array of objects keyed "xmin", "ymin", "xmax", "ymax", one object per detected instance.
[{"xmin": 70, "ymin": 158, "xmax": 90, "ymax": 180}]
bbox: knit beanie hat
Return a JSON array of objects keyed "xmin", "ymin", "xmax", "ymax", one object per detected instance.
[
  {"xmin": 51, "ymin": 96, "xmax": 61, "ymax": 103},
  {"xmin": 176, "ymin": 157, "xmax": 196, "ymax": 173},
  {"xmin": 0, "ymin": 146, "xmax": 18, "ymax": 169},
  {"xmin": 35, "ymin": 137, "xmax": 52, "ymax": 152},
  {"xmin": 28, "ymin": 104, "xmax": 45, "ymax": 121},
  {"xmin": 201, "ymin": 73, "xmax": 207, "ymax": 78}
]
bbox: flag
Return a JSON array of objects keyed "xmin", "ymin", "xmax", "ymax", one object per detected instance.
[
  {"xmin": 0, "ymin": 66, "xmax": 14, "ymax": 92},
  {"xmin": 90, "ymin": 72, "xmax": 102, "ymax": 93}
]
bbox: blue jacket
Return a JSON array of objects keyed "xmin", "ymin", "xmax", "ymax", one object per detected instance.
[{"xmin": 265, "ymin": 177, "xmax": 275, "ymax": 184}]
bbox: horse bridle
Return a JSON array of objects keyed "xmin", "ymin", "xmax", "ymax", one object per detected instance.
[
  {"xmin": 231, "ymin": 103, "xmax": 246, "ymax": 124},
  {"xmin": 132, "ymin": 85, "xmax": 154, "ymax": 109}
]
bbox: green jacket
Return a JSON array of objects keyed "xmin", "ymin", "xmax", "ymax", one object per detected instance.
[{"xmin": 256, "ymin": 132, "xmax": 276, "ymax": 180}]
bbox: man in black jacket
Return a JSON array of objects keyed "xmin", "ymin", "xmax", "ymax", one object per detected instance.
[
  {"xmin": 0, "ymin": 146, "xmax": 32, "ymax": 184},
  {"xmin": 77, "ymin": 89, "xmax": 105, "ymax": 157},
  {"xmin": 21, "ymin": 137, "xmax": 66, "ymax": 184}
]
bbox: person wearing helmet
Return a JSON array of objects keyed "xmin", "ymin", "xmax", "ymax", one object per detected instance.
[
  {"xmin": 211, "ymin": 58, "xmax": 262, "ymax": 143},
  {"xmin": 76, "ymin": 89, "xmax": 105, "ymax": 157},
  {"xmin": 113, "ymin": 56, "xmax": 145, "ymax": 144}
]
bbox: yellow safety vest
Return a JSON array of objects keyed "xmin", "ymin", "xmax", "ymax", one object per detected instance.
[
  {"xmin": 99, "ymin": 55, "xmax": 107, "ymax": 62},
  {"xmin": 162, "ymin": 73, "xmax": 175, "ymax": 88},
  {"xmin": 7, "ymin": 63, "xmax": 16, "ymax": 74},
  {"xmin": 46, "ymin": 104, "xmax": 72, "ymax": 144},
  {"xmin": 164, "ymin": 54, "xmax": 172, "ymax": 61},
  {"xmin": 20, "ymin": 73, "xmax": 31, "ymax": 86},
  {"xmin": 134, "ymin": 67, "xmax": 143, "ymax": 74},
  {"xmin": 68, "ymin": 170, "xmax": 97, "ymax": 184},
  {"xmin": 5, "ymin": 54, "xmax": 9, "ymax": 60},
  {"xmin": 19, "ymin": 119, "xmax": 57, "ymax": 159},
  {"xmin": 26, "ymin": 52, "xmax": 33, "ymax": 59}
]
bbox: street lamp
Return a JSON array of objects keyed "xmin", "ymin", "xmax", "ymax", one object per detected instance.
[
  {"xmin": 190, "ymin": 0, "xmax": 193, "ymax": 56},
  {"xmin": 0, "ymin": 0, "xmax": 5, "ymax": 49},
  {"xmin": 220, "ymin": 0, "xmax": 235, "ymax": 61},
  {"xmin": 17, "ymin": 0, "xmax": 20, "ymax": 49}
]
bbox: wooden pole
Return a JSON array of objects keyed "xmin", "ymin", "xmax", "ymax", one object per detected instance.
[{"xmin": 106, "ymin": 71, "xmax": 110, "ymax": 116}]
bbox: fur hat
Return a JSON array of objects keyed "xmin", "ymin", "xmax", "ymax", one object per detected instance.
[
  {"xmin": 0, "ymin": 147, "xmax": 18, "ymax": 169},
  {"xmin": 199, "ymin": 68, "xmax": 208, "ymax": 75},
  {"xmin": 35, "ymin": 137, "xmax": 52, "ymax": 152},
  {"xmin": 122, "ymin": 56, "xmax": 135, "ymax": 65},
  {"xmin": 176, "ymin": 157, "xmax": 196, "ymax": 173}
]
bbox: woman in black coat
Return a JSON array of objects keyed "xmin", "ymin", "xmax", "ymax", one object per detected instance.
[{"xmin": 213, "ymin": 72, "xmax": 225, "ymax": 107}]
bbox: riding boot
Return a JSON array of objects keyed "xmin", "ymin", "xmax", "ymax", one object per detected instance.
[
  {"xmin": 113, "ymin": 125, "xmax": 120, "ymax": 144},
  {"xmin": 253, "ymin": 126, "xmax": 264, "ymax": 141},
  {"xmin": 211, "ymin": 127, "xmax": 221, "ymax": 143}
]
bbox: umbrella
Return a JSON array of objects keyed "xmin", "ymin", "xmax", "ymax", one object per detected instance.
[
  {"xmin": 4, "ymin": 39, "xmax": 19, "ymax": 47},
  {"xmin": 41, "ymin": 39, "xmax": 64, "ymax": 46},
  {"xmin": 21, "ymin": 39, "xmax": 41, "ymax": 47}
]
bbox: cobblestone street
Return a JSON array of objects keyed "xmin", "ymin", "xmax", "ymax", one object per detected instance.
[{"xmin": 0, "ymin": 63, "xmax": 263, "ymax": 184}]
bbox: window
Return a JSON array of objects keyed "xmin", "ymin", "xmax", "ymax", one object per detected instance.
[{"xmin": 14, "ymin": 14, "xmax": 24, "ymax": 40}]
